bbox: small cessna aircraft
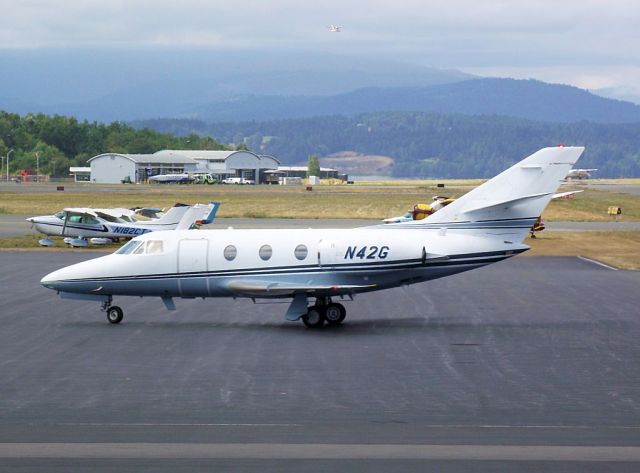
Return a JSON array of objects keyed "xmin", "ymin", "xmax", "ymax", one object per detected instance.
[
  {"xmin": 566, "ymin": 168, "xmax": 597, "ymax": 179},
  {"xmin": 28, "ymin": 202, "xmax": 219, "ymax": 247},
  {"xmin": 41, "ymin": 146, "xmax": 583, "ymax": 327},
  {"xmin": 328, "ymin": 25, "xmax": 342, "ymax": 32}
]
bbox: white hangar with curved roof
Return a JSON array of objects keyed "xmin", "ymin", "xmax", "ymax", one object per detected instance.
[{"xmin": 87, "ymin": 150, "xmax": 280, "ymax": 184}]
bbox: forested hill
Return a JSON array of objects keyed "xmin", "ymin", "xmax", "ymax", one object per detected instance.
[
  {"xmin": 0, "ymin": 111, "xmax": 227, "ymax": 177},
  {"xmin": 190, "ymin": 78, "xmax": 640, "ymax": 124},
  {"xmin": 137, "ymin": 113, "xmax": 640, "ymax": 178}
]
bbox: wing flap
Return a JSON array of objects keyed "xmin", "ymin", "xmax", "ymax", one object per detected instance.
[{"xmin": 226, "ymin": 280, "xmax": 376, "ymax": 296}]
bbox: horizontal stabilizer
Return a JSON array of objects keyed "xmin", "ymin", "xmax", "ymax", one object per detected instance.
[
  {"xmin": 553, "ymin": 190, "xmax": 584, "ymax": 199},
  {"xmin": 461, "ymin": 192, "xmax": 551, "ymax": 214}
]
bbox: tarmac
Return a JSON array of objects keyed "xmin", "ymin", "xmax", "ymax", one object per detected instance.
[{"xmin": 1, "ymin": 251, "xmax": 640, "ymax": 471}]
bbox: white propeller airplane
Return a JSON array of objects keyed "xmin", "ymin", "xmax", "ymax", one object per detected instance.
[
  {"xmin": 41, "ymin": 146, "xmax": 583, "ymax": 327},
  {"xmin": 28, "ymin": 202, "xmax": 219, "ymax": 247},
  {"xmin": 328, "ymin": 25, "xmax": 342, "ymax": 32}
]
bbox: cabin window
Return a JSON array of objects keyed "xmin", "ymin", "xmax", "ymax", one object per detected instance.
[
  {"xmin": 224, "ymin": 245, "xmax": 237, "ymax": 261},
  {"xmin": 294, "ymin": 244, "xmax": 308, "ymax": 260},
  {"xmin": 259, "ymin": 244, "xmax": 272, "ymax": 261},
  {"xmin": 115, "ymin": 240, "xmax": 143, "ymax": 255},
  {"xmin": 82, "ymin": 215, "xmax": 100, "ymax": 224},
  {"xmin": 146, "ymin": 240, "xmax": 163, "ymax": 255}
]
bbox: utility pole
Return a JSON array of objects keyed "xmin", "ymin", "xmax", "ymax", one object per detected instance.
[
  {"xmin": 6, "ymin": 148, "xmax": 13, "ymax": 182},
  {"xmin": 34, "ymin": 151, "xmax": 40, "ymax": 183}
]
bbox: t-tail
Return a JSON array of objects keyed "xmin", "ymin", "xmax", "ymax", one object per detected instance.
[
  {"xmin": 140, "ymin": 203, "xmax": 191, "ymax": 228},
  {"xmin": 411, "ymin": 146, "xmax": 585, "ymax": 242}
]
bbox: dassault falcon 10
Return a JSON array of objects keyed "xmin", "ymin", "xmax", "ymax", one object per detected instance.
[{"xmin": 41, "ymin": 146, "xmax": 584, "ymax": 327}]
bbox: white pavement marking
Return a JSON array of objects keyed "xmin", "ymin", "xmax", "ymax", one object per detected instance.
[
  {"xmin": 56, "ymin": 423, "xmax": 301, "ymax": 427},
  {"xmin": 578, "ymin": 256, "xmax": 619, "ymax": 271},
  {"xmin": 1, "ymin": 443, "xmax": 640, "ymax": 461}
]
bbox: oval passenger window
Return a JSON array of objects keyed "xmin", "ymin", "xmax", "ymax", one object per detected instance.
[
  {"xmin": 294, "ymin": 244, "xmax": 308, "ymax": 260},
  {"xmin": 259, "ymin": 244, "xmax": 272, "ymax": 261},
  {"xmin": 224, "ymin": 245, "xmax": 237, "ymax": 261}
]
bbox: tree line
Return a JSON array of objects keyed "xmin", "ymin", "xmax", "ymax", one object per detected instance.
[
  {"xmin": 0, "ymin": 111, "xmax": 227, "ymax": 177},
  {"xmin": 136, "ymin": 112, "xmax": 640, "ymax": 178}
]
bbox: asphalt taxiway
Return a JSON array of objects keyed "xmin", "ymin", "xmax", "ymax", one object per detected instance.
[{"xmin": 1, "ymin": 252, "xmax": 640, "ymax": 471}]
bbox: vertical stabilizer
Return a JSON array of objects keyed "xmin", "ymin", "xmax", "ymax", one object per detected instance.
[{"xmin": 422, "ymin": 146, "xmax": 584, "ymax": 225}]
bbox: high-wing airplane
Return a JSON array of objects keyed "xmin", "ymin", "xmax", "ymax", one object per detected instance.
[
  {"xmin": 566, "ymin": 168, "xmax": 597, "ymax": 179},
  {"xmin": 40, "ymin": 146, "xmax": 584, "ymax": 327},
  {"xmin": 328, "ymin": 25, "xmax": 342, "ymax": 32},
  {"xmin": 28, "ymin": 202, "xmax": 219, "ymax": 247}
]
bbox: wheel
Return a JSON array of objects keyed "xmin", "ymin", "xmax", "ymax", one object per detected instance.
[
  {"xmin": 302, "ymin": 307, "xmax": 325, "ymax": 328},
  {"xmin": 324, "ymin": 303, "xmax": 346, "ymax": 325},
  {"xmin": 106, "ymin": 306, "xmax": 123, "ymax": 324}
]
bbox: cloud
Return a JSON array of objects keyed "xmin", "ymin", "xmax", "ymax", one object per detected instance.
[{"xmin": 1, "ymin": 0, "xmax": 639, "ymax": 90}]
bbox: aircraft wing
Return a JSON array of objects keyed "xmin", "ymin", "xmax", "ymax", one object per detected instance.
[
  {"xmin": 62, "ymin": 208, "xmax": 99, "ymax": 217},
  {"xmin": 226, "ymin": 280, "xmax": 376, "ymax": 296}
]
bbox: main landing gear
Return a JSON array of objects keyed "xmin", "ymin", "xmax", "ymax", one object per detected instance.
[
  {"xmin": 101, "ymin": 297, "xmax": 123, "ymax": 324},
  {"xmin": 301, "ymin": 297, "xmax": 346, "ymax": 328}
]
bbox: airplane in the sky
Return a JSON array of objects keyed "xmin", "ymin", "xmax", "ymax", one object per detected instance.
[
  {"xmin": 40, "ymin": 146, "xmax": 583, "ymax": 327},
  {"xmin": 328, "ymin": 25, "xmax": 342, "ymax": 32},
  {"xmin": 28, "ymin": 202, "xmax": 219, "ymax": 247},
  {"xmin": 566, "ymin": 168, "xmax": 597, "ymax": 179}
]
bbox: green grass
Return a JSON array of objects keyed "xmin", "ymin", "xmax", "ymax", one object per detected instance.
[{"xmin": 1, "ymin": 180, "xmax": 639, "ymax": 221}]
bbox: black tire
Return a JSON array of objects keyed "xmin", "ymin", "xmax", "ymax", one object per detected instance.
[
  {"xmin": 325, "ymin": 303, "xmax": 346, "ymax": 325},
  {"xmin": 302, "ymin": 307, "xmax": 325, "ymax": 328},
  {"xmin": 106, "ymin": 306, "xmax": 123, "ymax": 324}
]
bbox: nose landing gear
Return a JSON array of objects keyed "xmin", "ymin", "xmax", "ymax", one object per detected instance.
[
  {"xmin": 101, "ymin": 297, "xmax": 123, "ymax": 324},
  {"xmin": 106, "ymin": 306, "xmax": 123, "ymax": 324}
]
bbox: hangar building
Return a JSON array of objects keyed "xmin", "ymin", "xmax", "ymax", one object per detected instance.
[{"xmin": 87, "ymin": 150, "xmax": 280, "ymax": 184}]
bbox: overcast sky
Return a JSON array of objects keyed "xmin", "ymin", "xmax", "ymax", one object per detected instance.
[{"xmin": 2, "ymin": 0, "xmax": 639, "ymax": 92}]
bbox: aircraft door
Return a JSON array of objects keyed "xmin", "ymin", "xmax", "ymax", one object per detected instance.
[
  {"xmin": 317, "ymin": 240, "xmax": 342, "ymax": 268},
  {"xmin": 177, "ymin": 238, "xmax": 209, "ymax": 296}
]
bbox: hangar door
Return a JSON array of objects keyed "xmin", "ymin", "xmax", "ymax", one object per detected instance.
[{"xmin": 178, "ymin": 239, "xmax": 209, "ymax": 296}]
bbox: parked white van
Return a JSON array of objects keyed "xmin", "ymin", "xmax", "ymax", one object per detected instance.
[{"xmin": 222, "ymin": 177, "xmax": 255, "ymax": 185}]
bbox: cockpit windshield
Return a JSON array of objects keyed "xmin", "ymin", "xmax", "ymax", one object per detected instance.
[
  {"xmin": 114, "ymin": 240, "xmax": 164, "ymax": 255},
  {"xmin": 115, "ymin": 240, "xmax": 143, "ymax": 255}
]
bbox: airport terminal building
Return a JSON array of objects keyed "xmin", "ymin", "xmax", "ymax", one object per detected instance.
[{"xmin": 87, "ymin": 150, "xmax": 280, "ymax": 184}]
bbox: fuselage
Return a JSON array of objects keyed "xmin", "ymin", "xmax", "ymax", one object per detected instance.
[
  {"xmin": 41, "ymin": 226, "xmax": 528, "ymax": 299},
  {"xmin": 27, "ymin": 215, "xmax": 177, "ymax": 239}
]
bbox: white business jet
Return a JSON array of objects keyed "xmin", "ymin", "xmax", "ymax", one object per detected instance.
[
  {"xmin": 328, "ymin": 25, "xmax": 342, "ymax": 32},
  {"xmin": 28, "ymin": 202, "xmax": 219, "ymax": 247},
  {"xmin": 41, "ymin": 146, "xmax": 583, "ymax": 327}
]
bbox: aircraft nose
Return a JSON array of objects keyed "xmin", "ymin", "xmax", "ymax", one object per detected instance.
[{"xmin": 41, "ymin": 269, "xmax": 63, "ymax": 290}]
